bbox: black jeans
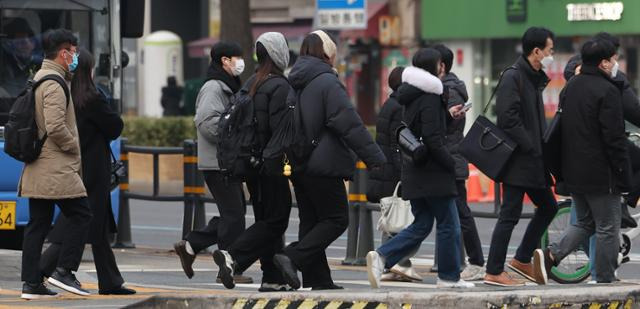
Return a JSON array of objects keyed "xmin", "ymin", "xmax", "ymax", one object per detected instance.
[
  {"xmin": 284, "ymin": 175, "xmax": 349, "ymax": 288},
  {"xmin": 185, "ymin": 170, "xmax": 246, "ymax": 252},
  {"xmin": 486, "ymin": 184, "xmax": 558, "ymax": 275},
  {"xmin": 455, "ymin": 180, "xmax": 485, "ymax": 267},
  {"xmin": 229, "ymin": 174, "xmax": 292, "ymax": 283},
  {"xmin": 22, "ymin": 198, "xmax": 92, "ymax": 283}
]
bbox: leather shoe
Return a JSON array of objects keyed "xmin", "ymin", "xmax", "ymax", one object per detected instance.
[
  {"xmin": 99, "ymin": 286, "xmax": 137, "ymax": 295},
  {"xmin": 174, "ymin": 240, "xmax": 195, "ymax": 279},
  {"xmin": 273, "ymin": 254, "xmax": 300, "ymax": 290},
  {"xmin": 311, "ymin": 283, "xmax": 343, "ymax": 290}
]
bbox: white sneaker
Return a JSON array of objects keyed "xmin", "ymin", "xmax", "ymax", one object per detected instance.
[
  {"xmin": 460, "ymin": 264, "xmax": 485, "ymax": 281},
  {"xmin": 437, "ymin": 278, "xmax": 475, "ymax": 288},
  {"xmin": 390, "ymin": 265, "xmax": 423, "ymax": 282},
  {"xmin": 366, "ymin": 251, "xmax": 384, "ymax": 288}
]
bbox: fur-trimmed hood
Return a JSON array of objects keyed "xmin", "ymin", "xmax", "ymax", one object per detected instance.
[{"xmin": 397, "ymin": 66, "xmax": 443, "ymax": 106}]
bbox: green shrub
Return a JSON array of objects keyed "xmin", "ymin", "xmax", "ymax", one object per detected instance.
[{"xmin": 122, "ymin": 116, "xmax": 196, "ymax": 147}]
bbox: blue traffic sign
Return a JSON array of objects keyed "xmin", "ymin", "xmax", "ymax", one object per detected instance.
[{"xmin": 317, "ymin": 0, "xmax": 365, "ymax": 10}]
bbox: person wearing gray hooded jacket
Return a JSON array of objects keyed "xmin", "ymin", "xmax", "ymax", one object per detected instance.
[
  {"xmin": 212, "ymin": 32, "xmax": 294, "ymax": 292},
  {"xmin": 173, "ymin": 41, "xmax": 253, "ymax": 284}
]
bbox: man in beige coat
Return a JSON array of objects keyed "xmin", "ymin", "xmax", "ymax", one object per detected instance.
[{"xmin": 19, "ymin": 29, "xmax": 92, "ymax": 300}]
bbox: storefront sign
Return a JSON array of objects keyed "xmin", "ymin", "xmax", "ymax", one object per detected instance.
[
  {"xmin": 506, "ymin": 0, "xmax": 527, "ymax": 23},
  {"xmin": 567, "ymin": 2, "xmax": 623, "ymax": 21},
  {"xmin": 316, "ymin": 0, "xmax": 367, "ymax": 30}
]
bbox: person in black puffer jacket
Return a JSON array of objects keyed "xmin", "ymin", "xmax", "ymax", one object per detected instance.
[
  {"xmin": 366, "ymin": 66, "xmax": 404, "ymax": 203},
  {"xmin": 366, "ymin": 48, "xmax": 474, "ymax": 289},
  {"xmin": 273, "ymin": 31, "xmax": 386, "ymax": 291},
  {"xmin": 212, "ymin": 32, "xmax": 294, "ymax": 292}
]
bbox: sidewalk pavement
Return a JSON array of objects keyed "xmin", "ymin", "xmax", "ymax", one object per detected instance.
[{"xmin": 1, "ymin": 248, "xmax": 639, "ymax": 309}]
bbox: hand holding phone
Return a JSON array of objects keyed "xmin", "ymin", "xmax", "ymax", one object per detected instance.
[{"xmin": 462, "ymin": 102, "xmax": 472, "ymax": 112}]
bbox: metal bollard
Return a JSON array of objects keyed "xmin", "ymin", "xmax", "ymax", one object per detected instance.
[
  {"xmin": 181, "ymin": 140, "xmax": 197, "ymax": 239},
  {"xmin": 342, "ymin": 178, "xmax": 361, "ymax": 265},
  {"xmin": 113, "ymin": 138, "xmax": 135, "ymax": 248},
  {"xmin": 354, "ymin": 204, "xmax": 374, "ymax": 265},
  {"xmin": 192, "ymin": 141, "xmax": 206, "ymax": 232},
  {"xmin": 342, "ymin": 161, "xmax": 372, "ymax": 266}
]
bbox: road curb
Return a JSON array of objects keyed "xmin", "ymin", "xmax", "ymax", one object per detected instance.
[{"xmin": 125, "ymin": 284, "xmax": 640, "ymax": 308}]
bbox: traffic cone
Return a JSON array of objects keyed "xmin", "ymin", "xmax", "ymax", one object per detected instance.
[
  {"xmin": 479, "ymin": 181, "xmax": 496, "ymax": 203},
  {"xmin": 467, "ymin": 164, "xmax": 483, "ymax": 203}
]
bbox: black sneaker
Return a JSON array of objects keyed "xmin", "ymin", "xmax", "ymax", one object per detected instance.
[
  {"xmin": 21, "ymin": 282, "xmax": 58, "ymax": 300},
  {"xmin": 47, "ymin": 268, "xmax": 90, "ymax": 296},
  {"xmin": 212, "ymin": 250, "xmax": 235, "ymax": 289},
  {"xmin": 273, "ymin": 254, "xmax": 300, "ymax": 290},
  {"xmin": 258, "ymin": 283, "xmax": 295, "ymax": 292}
]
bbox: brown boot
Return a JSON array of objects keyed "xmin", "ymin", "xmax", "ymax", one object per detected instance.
[
  {"xmin": 507, "ymin": 259, "xmax": 539, "ymax": 283},
  {"xmin": 483, "ymin": 272, "xmax": 525, "ymax": 287}
]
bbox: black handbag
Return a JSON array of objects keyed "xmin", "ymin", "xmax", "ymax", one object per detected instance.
[
  {"xmin": 396, "ymin": 123, "xmax": 427, "ymax": 166},
  {"xmin": 459, "ymin": 67, "xmax": 518, "ymax": 181},
  {"xmin": 109, "ymin": 147, "xmax": 125, "ymax": 191}
]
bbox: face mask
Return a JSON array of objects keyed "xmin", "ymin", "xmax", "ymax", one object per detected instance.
[
  {"xmin": 540, "ymin": 55, "xmax": 554, "ymax": 69},
  {"xmin": 231, "ymin": 58, "xmax": 245, "ymax": 76},
  {"xmin": 611, "ymin": 60, "xmax": 619, "ymax": 78},
  {"xmin": 67, "ymin": 51, "xmax": 79, "ymax": 72}
]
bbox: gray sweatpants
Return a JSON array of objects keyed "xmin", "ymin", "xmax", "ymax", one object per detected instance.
[{"xmin": 549, "ymin": 193, "xmax": 621, "ymax": 282}]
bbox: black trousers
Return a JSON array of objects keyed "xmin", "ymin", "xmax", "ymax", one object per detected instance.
[
  {"xmin": 229, "ymin": 175, "xmax": 292, "ymax": 283},
  {"xmin": 486, "ymin": 184, "xmax": 558, "ymax": 275},
  {"xmin": 284, "ymin": 176, "xmax": 349, "ymax": 288},
  {"xmin": 22, "ymin": 198, "xmax": 92, "ymax": 283},
  {"xmin": 41, "ymin": 232, "xmax": 124, "ymax": 290},
  {"xmin": 455, "ymin": 180, "xmax": 485, "ymax": 267},
  {"xmin": 185, "ymin": 170, "xmax": 246, "ymax": 253}
]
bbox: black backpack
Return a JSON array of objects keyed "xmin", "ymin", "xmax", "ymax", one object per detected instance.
[
  {"xmin": 216, "ymin": 82, "xmax": 263, "ymax": 178},
  {"xmin": 4, "ymin": 75, "xmax": 69, "ymax": 163},
  {"xmin": 262, "ymin": 81, "xmax": 324, "ymax": 174}
]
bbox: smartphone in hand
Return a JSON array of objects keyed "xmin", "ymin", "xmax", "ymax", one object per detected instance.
[{"xmin": 461, "ymin": 102, "xmax": 472, "ymax": 112}]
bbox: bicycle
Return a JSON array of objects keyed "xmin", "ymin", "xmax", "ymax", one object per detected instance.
[{"xmin": 540, "ymin": 132, "xmax": 640, "ymax": 284}]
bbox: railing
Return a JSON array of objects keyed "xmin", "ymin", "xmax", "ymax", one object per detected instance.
[{"xmin": 111, "ymin": 139, "xmax": 537, "ymax": 266}]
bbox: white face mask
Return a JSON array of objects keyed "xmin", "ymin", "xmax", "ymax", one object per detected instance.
[
  {"xmin": 611, "ymin": 60, "xmax": 619, "ymax": 78},
  {"xmin": 540, "ymin": 55, "xmax": 554, "ymax": 69},
  {"xmin": 232, "ymin": 58, "xmax": 245, "ymax": 76}
]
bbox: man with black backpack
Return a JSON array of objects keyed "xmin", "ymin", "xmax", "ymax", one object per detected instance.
[
  {"xmin": 17, "ymin": 29, "xmax": 92, "ymax": 299},
  {"xmin": 173, "ymin": 41, "xmax": 253, "ymax": 284}
]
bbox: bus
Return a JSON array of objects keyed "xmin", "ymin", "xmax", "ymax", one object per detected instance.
[{"xmin": 0, "ymin": 0, "xmax": 143, "ymax": 249}]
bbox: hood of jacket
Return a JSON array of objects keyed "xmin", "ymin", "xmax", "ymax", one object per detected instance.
[
  {"xmin": 396, "ymin": 66, "xmax": 443, "ymax": 106},
  {"xmin": 288, "ymin": 55, "xmax": 336, "ymax": 90},
  {"xmin": 442, "ymin": 72, "xmax": 468, "ymax": 102}
]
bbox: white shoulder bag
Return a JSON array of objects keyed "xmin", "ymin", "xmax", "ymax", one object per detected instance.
[{"xmin": 377, "ymin": 182, "xmax": 414, "ymax": 234}]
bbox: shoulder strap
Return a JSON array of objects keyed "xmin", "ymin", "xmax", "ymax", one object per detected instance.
[
  {"xmin": 482, "ymin": 65, "xmax": 518, "ymax": 115},
  {"xmin": 35, "ymin": 74, "xmax": 70, "ymax": 108}
]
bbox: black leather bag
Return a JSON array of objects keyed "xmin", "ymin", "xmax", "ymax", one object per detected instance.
[
  {"xmin": 109, "ymin": 148, "xmax": 125, "ymax": 191},
  {"xmin": 396, "ymin": 123, "xmax": 427, "ymax": 166},
  {"xmin": 459, "ymin": 67, "xmax": 518, "ymax": 181}
]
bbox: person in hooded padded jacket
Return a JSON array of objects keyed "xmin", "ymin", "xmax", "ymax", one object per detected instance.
[
  {"xmin": 212, "ymin": 32, "xmax": 294, "ymax": 292},
  {"xmin": 366, "ymin": 48, "xmax": 474, "ymax": 289},
  {"xmin": 272, "ymin": 31, "xmax": 386, "ymax": 291}
]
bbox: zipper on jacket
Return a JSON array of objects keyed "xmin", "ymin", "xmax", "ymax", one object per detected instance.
[{"xmin": 608, "ymin": 167, "xmax": 613, "ymax": 194}]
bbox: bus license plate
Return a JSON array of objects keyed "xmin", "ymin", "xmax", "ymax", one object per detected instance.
[{"xmin": 0, "ymin": 202, "xmax": 16, "ymax": 230}]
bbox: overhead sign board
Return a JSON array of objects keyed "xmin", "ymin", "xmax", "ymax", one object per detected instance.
[
  {"xmin": 316, "ymin": 0, "xmax": 367, "ymax": 30},
  {"xmin": 567, "ymin": 2, "xmax": 624, "ymax": 21}
]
